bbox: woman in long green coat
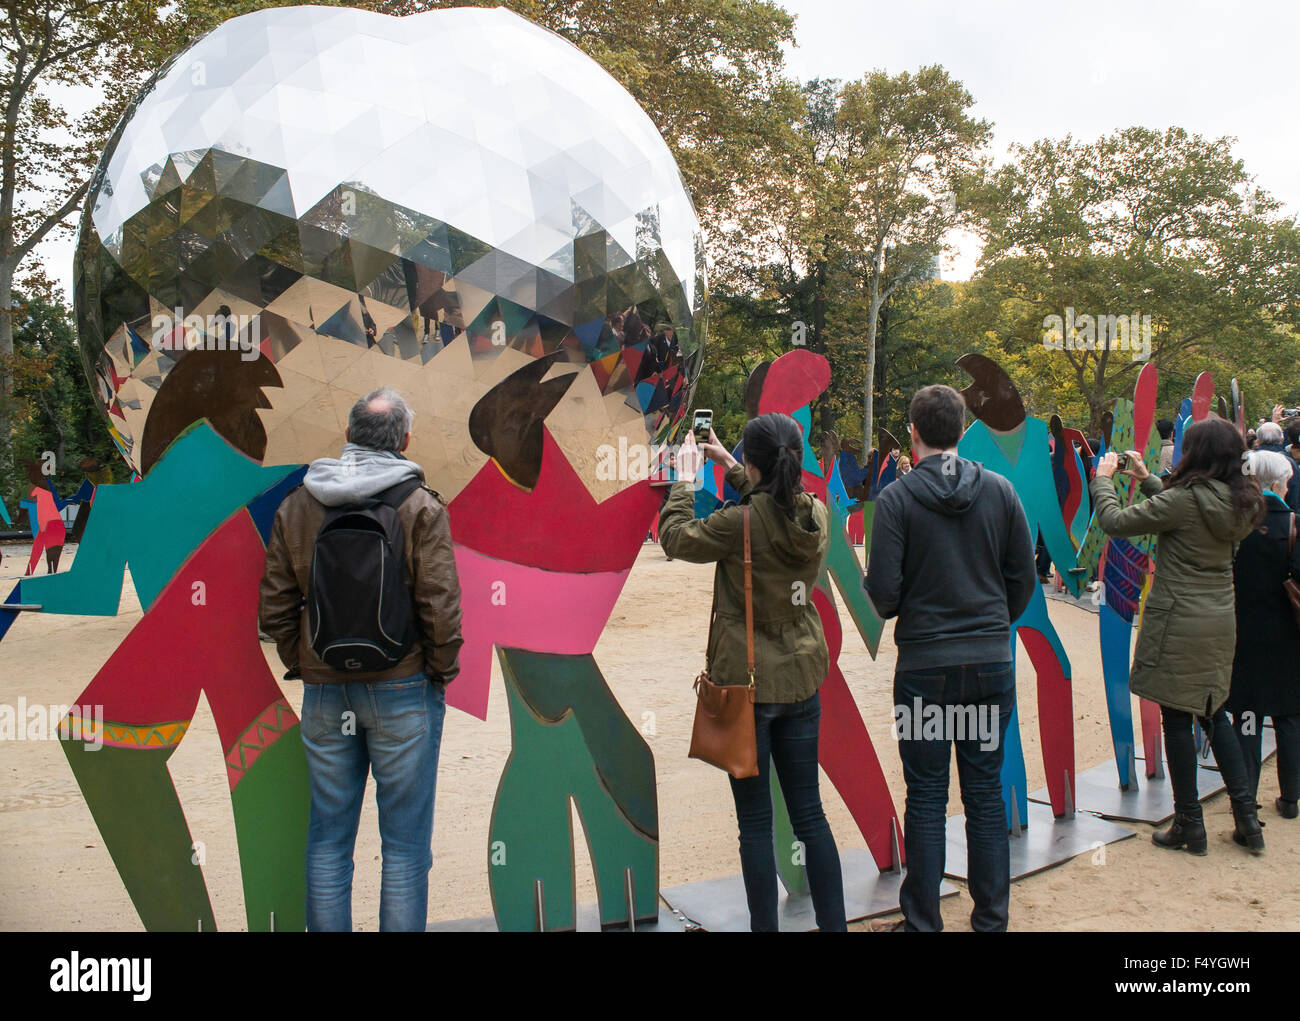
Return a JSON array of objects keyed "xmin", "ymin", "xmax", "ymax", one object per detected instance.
[
  {"xmin": 1091, "ymin": 417, "xmax": 1265, "ymax": 855},
  {"xmin": 659, "ymin": 412, "xmax": 844, "ymax": 931}
]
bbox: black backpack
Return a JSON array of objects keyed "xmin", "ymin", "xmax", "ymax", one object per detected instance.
[{"xmin": 307, "ymin": 477, "xmax": 423, "ymax": 673}]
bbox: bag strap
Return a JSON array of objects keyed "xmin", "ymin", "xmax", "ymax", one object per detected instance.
[
  {"xmin": 1290, "ymin": 513, "xmax": 1296, "ymax": 557},
  {"xmin": 743, "ymin": 504, "xmax": 755, "ymax": 688},
  {"xmin": 322, "ymin": 476, "xmax": 422, "ymax": 531},
  {"xmin": 701, "ymin": 505, "xmax": 756, "ymax": 689},
  {"xmin": 378, "ymin": 476, "xmax": 423, "ymax": 510},
  {"xmin": 704, "ymin": 568, "xmax": 721, "ymax": 671}
]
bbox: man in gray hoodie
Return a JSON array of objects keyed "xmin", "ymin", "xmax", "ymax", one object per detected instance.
[
  {"xmin": 867, "ymin": 384, "xmax": 1036, "ymax": 932},
  {"xmin": 260, "ymin": 386, "xmax": 463, "ymax": 932}
]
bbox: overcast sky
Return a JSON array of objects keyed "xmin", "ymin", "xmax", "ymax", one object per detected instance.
[
  {"xmin": 781, "ymin": 0, "xmax": 1300, "ymax": 277},
  {"xmin": 36, "ymin": 0, "xmax": 1300, "ymax": 296}
]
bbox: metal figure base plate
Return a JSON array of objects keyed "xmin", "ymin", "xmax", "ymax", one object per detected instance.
[
  {"xmin": 661, "ymin": 848, "xmax": 955, "ymax": 932},
  {"xmin": 1035, "ymin": 759, "xmax": 1187, "ymax": 824},
  {"xmin": 1043, "ymin": 583, "xmax": 1099, "ymax": 614},
  {"xmin": 1198, "ymin": 722, "xmax": 1276, "ymax": 772},
  {"xmin": 944, "ymin": 801, "xmax": 1135, "ymax": 881},
  {"xmin": 1029, "ymin": 757, "xmax": 1227, "ymax": 823},
  {"xmin": 426, "ymin": 902, "xmax": 689, "ymax": 932}
]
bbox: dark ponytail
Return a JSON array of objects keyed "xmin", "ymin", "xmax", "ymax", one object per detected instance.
[{"xmin": 741, "ymin": 412, "xmax": 805, "ymax": 519}]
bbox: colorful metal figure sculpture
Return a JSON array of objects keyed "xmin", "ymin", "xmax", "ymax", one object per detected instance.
[
  {"xmin": 5, "ymin": 413, "xmax": 310, "ymax": 932},
  {"xmin": 452, "ymin": 355, "xmax": 662, "ymax": 930},
  {"xmin": 61, "ymin": 4, "xmax": 708, "ymax": 932},
  {"xmin": 1230, "ymin": 377, "xmax": 1247, "ymax": 438},
  {"xmin": 869, "ymin": 429, "xmax": 902, "ymax": 501},
  {"xmin": 955, "ymin": 354, "xmax": 1084, "ymax": 826},
  {"xmin": 21, "ymin": 462, "xmax": 67, "ymax": 576},
  {"xmin": 817, "ymin": 428, "xmax": 899, "ymax": 547},
  {"xmin": 1073, "ymin": 362, "xmax": 1165, "ymax": 787},
  {"xmin": 1049, "ymin": 415, "xmax": 1091, "ymax": 548},
  {"xmin": 1173, "ymin": 372, "xmax": 1215, "ymax": 469}
]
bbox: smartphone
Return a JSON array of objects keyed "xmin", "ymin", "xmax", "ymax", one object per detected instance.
[
  {"xmin": 1115, "ymin": 453, "xmax": 1130, "ymax": 472},
  {"xmin": 1283, "ymin": 408, "xmax": 1300, "ymax": 418},
  {"xmin": 692, "ymin": 409, "xmax": 713, "ymax": 444}
]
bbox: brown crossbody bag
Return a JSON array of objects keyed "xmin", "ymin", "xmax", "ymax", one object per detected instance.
[
  {"xmin": 689, "ymin": 504, "xmax": 759, "ymax": 779},
  {"xmin": 1285, "ymin": 513, "xmax": 1300, "ymax": 630}
]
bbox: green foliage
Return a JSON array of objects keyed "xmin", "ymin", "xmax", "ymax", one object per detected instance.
[
  {"xmin": 3, "ymin": 0, "xmax": 801, "ymax": 476},
  {"xmin": 687, "ymin": 294, "xmax": 784, "ymax": 446},
  {"xmin": 3, "ymin": 293, "xmax": 123, "ymax": 518},
  {"xmin": 7, "ymin": 5, "xmax": 1300, "ymax": 461},
  {"xmin": 719, "ymin": 69, "xmax": 990, "ymax": 451},
  {"xmin": 375, "ymin": 0, "xmax": 802, "ymax": 291},
  {"xmin": 964, "ymin": 126, "xmax": 1300, "ymax": 431}
]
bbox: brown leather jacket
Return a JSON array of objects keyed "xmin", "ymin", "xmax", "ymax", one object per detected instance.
[{"xmin": 258, "ymin": 484, "xmax": 464, "ymax": 686}]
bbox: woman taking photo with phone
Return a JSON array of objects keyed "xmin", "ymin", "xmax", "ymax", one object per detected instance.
[
  {"xmin": 1091, "ymin": 417, "xmax": 1266, "ymax": 855},
  {"xmin": 659, "ymin": 412, "xmax": 846, "ymax": 931}
]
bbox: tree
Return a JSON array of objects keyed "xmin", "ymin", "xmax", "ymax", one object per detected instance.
[
  {"xmin": 688, "ymin": 293, "xmax": 788, "ymax": 444},
  {"xmin": 0, "ymin": 1, "xmax": 409, "ymax": 474},
  {"xmin": 873, "ymin": 277, "xmax": 971, "ymax": 436},
  {"xmin": 968, "ymin": 126, "xmax": 1300, "ymax": 432},
  {"xmin": 2, "ymin": 0, "xmax": 799, "ymax": 474},
  {"xmin": 5, "ymin": 291, "xmax": 121, "ymax": 512},
  {"xmin": 836, "ymin": 66, "xmax": 991, "ymax": 452},
  {"xmin": 379, "ymin": 0, "xmax": 800, "ymax": 290},
  {"xmin": 735, "ymin": 78, "xmax": 856, "ymax": 434},
  {"xmin": 2, "ymin": 2, "xmax": 134, "ymax": 468}
]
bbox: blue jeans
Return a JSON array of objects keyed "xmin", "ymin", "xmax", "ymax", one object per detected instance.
[
  {"xmin": 728, "ymin": 692, "xmax": 846, "ymax": 931},
  {"xmin": 300, "ymin": 674, "xmax": 446, "ymax": 932},
  {"xmin": 894, "ymin": 662, "xmax": 1014, "ymax": 932}
]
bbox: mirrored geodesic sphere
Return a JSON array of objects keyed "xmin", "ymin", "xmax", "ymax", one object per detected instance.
[{"xmin": 74, "ymin": 4, "xmax": 706, "ymax": 500}]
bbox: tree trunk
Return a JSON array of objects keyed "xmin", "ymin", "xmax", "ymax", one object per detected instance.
[
  {"xmin": 1086, "ymin": 384, "xmax": 1105, "ymax": 437},
  {"xmin": 812, "ymin": 259, "xmax": 833, "ymax": 434},
  {"xmin": 877, "ymin": 299, "xmax": 889, "ymax": 437},
  {"xmin": 862, "ymin": 286, "xmax": 882, "ymax": 455},
  {"xmin": 0, "ymin": 262, "xmax": 13, "ymax": 483}
]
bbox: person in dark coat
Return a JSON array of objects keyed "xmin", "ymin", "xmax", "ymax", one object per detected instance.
[
  {"xmin": 1226, "ymin": 449, "xmax": 1300, "ymax": 819},
  {"xmin": 1257, "ymin": 419, "xmax": 1300, "ymax": 511},
  {"xmin": 1157, "ymin": 418, "xmax": 1175, "ymax": 475}
]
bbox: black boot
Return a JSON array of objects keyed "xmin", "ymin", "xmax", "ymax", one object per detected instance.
[
  {"xmin": 1230, "ymin": 800, "xmax": 1265, "ymax": 853},
  {"xmin": 1153, "ymin": 808, "xmax": 1208, "ymax": 855},
  {"xmin": 1277, "ymin": 798, "xmax": 1298, "ymax": 819}
]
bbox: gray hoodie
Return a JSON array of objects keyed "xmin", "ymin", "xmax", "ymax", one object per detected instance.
[
  {"xmin": 866, "ymin": 454, "xmax": 1037, "ymax": 673},
  {"xmin": 303, "ymin": 443, "xmax": 424, "ymax": 507}
]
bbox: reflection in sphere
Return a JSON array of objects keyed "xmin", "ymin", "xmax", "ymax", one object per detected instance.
[{"xmin": 75, "ymin": 5, "xmax": 706, "ymax": 500}]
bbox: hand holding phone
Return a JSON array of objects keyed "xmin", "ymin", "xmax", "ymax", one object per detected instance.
[
  {"xmin": 697, "ymin": 428, "xmax": 737, "ymax": 470},
  {"xmin": 692, "ymin": 409, "xmax": 713, "ymax": 444},
  {"xmin": 676, "ymin": 432, "xmax": 703, "ymax": 481}
]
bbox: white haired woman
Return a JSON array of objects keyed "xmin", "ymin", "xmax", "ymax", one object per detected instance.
[{"xmin": 1226, "ymin": 449, "xmax": 1300, "ymax": 820}]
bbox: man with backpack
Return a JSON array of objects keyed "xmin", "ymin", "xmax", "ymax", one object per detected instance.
[{"xmin": 259, "ymin": 386, "xmax": 463, "ymax": 932}]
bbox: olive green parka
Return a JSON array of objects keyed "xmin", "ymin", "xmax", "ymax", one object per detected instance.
[
  {"xmin": 658, "ymin": 463, "xmax": 830, "ymax": 703},
  {"xmin": 1089, "ymin": 473, "xmax": 1257, "ymax": 716}
]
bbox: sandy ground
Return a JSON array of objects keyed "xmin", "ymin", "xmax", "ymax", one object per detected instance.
[{"xmin": 1, "ymin": 540, "xmax": 1296, "ymax": 932}]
